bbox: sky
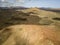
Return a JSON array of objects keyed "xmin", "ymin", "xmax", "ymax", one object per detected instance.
[{"xmin": 0, "ymin": 0, "xmax": 60, "ymax": 8}]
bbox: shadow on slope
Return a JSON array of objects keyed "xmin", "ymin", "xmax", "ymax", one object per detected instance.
[
  {"xmin": 0, "ymin": 9, "xmax": 54, "ymax": 30},
  {"xmin": 0, "ymin": 28, "xmax": 12, "ymax": 45}
]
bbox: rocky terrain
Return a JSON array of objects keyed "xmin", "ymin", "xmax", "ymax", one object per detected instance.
[{"xmin": 0, "ymin": 7, "xmax": 60, "ymax": 45}]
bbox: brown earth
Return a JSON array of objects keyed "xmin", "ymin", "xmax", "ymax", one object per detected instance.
[
  {"xmin": 0, "ymin": 24, "xmax": 60, "ymax": 45},
  {"xmin": 0, "ymin": 8, "xmax": 60, "ymax": 45}
]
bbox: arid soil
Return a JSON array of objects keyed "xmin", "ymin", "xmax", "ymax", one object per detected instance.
[
  {"xmin": 0, "ymin": 8, "xmax": 60, "ymax": 45},
  {"xmin": 0, "ymin": 24, "xmax": 60, "ymax": 45}
]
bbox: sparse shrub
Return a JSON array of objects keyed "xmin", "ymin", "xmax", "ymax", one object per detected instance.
[
  {"xmin": 0, "ymin": 28, "xmax": 12, "ymax": 45},
  {"xmin": 39, "ymin": 18, "xmax": 53, "ymax": 25},
  {"xmin": 12, "ymin": 17, "xmax": 27, "ymax": 21},
  {"xmin": 52, "ymin": 17, "xmax": 60, "ymax": 21},
  {"xmin": 53, "ymin": 21, "xmax": 60, "ymax": 31}
]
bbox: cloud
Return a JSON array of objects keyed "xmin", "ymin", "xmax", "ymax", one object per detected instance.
[
  {"xmin": 15, "ymin": 0, "xmax": 25, "ymax": 2},
  {"xmin": 1, "ymin": 0, "xmax": 5, "ymax": 2},
  {"xmin": 15, "ymin": 0, "xmax": 32, "ymax": 2},
  {"xmin": 0, "ymin": 0, "xmax": 32, "ymax": 7},
  {"xmin": 1, "ymin": 0, "xmax": 7, "ymax": 2}
]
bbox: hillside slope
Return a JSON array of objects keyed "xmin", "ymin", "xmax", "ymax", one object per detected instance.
[{"xmin": 0, "ymin": 8, "xmax": 60, "ymax": 45}]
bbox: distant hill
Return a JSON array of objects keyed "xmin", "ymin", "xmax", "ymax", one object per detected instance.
[
  {"xmin": 0, "ymin": 7, "xmax": 60, "ymax": 30},
  {"xmin": 0, "ymin": 7, "xmax": 60, "ymax": 12},
  {"xmin": 22, "ymin": 8, "xmax": 59, "ymax": 18},
  {"xmin": 0, "ymin": 6, "xmax": 28, "ymax": 10},
  {"xmin": 40, "ymin": 8, "xmax": 60, "ymax": 12}
]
